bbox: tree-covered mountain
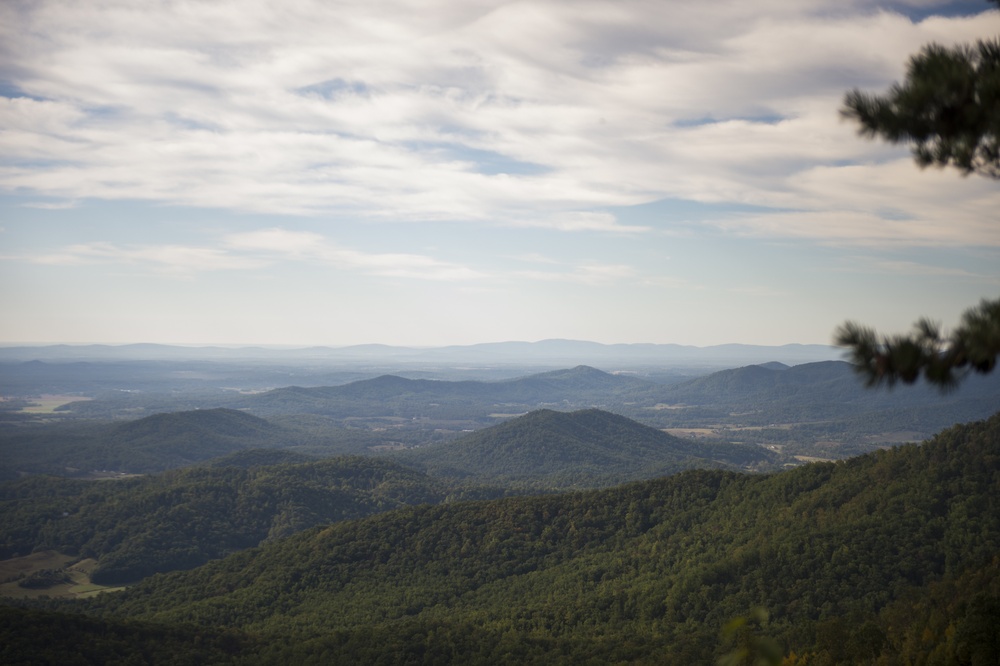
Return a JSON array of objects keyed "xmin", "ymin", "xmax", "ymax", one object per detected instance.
[
  {"xmin": 0, "ymin": 456, "xmax": 496, "ymax": 584},
  {"xmin": 20, "ymin": 410, "xmax": 992, "ymax": 664},
  {"xmin": 0, "ymin": 408, "xmax": 397, "ymax": 479},
  {"xmin": 233, "ymin": 364, "xmax": 659, "ymax": 420},
  {"xmin": 636, "ymin": 360, "xmax": 1000, "ymax": 435},
  {"xmin": 104, "ymin": 408, "xmax": 291, "ymax": 464},
  {"xmin": 201, "ymin": 361, "xmax": 1000, "ymax": 443},
  {"xmin": 9, "ymin": 362, "xmax": 1000, "ymax": 482},
  {"xmin": 0, "ymin": 408, "xmax": 296, "ymax": 478},
  {"xmin": 395, "ymin": 408, "xmax": 778, "ymax": 489}
]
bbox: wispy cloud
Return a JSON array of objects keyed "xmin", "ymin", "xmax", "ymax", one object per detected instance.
[
  {"xmin": 19, "ymin": 201, "xmax": 80, "ymax": 210},
  {"xmin": 840, "ymin": 255, "xmax": 1000, "ymax": 281},
  {"xmin": 705, "ymin": 153, "xmax": 1000, "ymax": 247},
  {"xmin": 224, "ymin": 228, "xmax": 485, "ymax": 281},
  {"xmin": 516, "ymin": 262, "xmax": 637, "ymax": 285},
  {"xmin": 28, "ymin": 242, "xmax": 266, "ymax": 273},
  {"xmin": 512, "ymin": 211, "xmax": 651, "ymax": 234},
  {"xmin": 1, "ymin": 1, "xmax": 996, "ymax": 243},
  {"xmin": 17, "ymin": 228, "xmax": 484, "ymax": 281}
]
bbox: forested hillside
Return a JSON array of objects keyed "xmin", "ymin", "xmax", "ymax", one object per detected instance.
[
  {"xmin": 396, "ymin": 408, "xmax": 778, "ymax": 488},
  {"xmin": 0, "ymin": 408, "xmax": 390, "ymax": 480},
  {"xmin": 0, "ymin": 409, "xmax": 293, "ymax": 479},
  {"xmin": 7, "ymin": 410, "xmax": 989, "ymax": 664},
  {"xmin": 233, "ymin": 365, "xmax": 657, "ymax": 420},
  {"xmin": 635, "ymin": 360, "xmax": 1000, "ymax": 431},
  {"xmin": 25, "ymin": 362, "xmax": 1000, "ymax": 461},
  {"xmin": 0, "ymin": 457, "xmax": 498, "ymax": 584}
]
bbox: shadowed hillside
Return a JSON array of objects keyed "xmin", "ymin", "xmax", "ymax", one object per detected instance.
[
  {"xmin": 51, "ymin": 411, "xmax": 1000, "ymax": 664},
  {"xmin": 395, "ymin": 408, "xmax": 778, "ymax": 488},
  {"xmin": 236, "ymin": 365, "xmax": 659, "ymax": 420},
  {"xmin": 0, "ymin": 457, "xmax": 500, "ymax": 584},
  {"xmin": 0, "ymin": 408, "xmax": 391, "ymax": 479}
]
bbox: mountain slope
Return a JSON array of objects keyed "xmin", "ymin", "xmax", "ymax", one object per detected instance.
[
  {"xmin": 238, "ymin": 365, "xmax": 661, "ymax": 419},
  {"xmin": 395, "ymin": 408, "xmax": 777, "ymax": 488},
  {"xmin": 0, "ymin": 456, "xmax": 488, "ymax": 584},
  {"xmin": 0, "ymin": 408, "xmax": 394, "ymax": 479},
  {"xmin": 640, "ymin": 360, "xmax": 1000, "ymax": 434},
  {"xmin": 0, "ymin": 408, "xmax": 294, "ymax": 477},
  {"xmin": 73, "ymin": 411, "xmax": 1000, "ymax": 664},
  {"xmin": 103, "ymin": 408, "xmax": 289, "ymax": 465}
]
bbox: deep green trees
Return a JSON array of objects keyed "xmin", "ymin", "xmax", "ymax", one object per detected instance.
[
  {"xmin": 837, "ymin": 1, "xmax": 999, "ymax": 389},
  {"xmin": 34, "ymin": 411, "xmax": 994, "ymax": 664}
]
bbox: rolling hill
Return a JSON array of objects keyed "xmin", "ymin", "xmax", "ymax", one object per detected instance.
[
  {"xmin": 0, "ymin": 408, "xmax": 393, "ymax": 479},
  {"xmin": 236, "ymin": 364, "xmax": 659, "ymax": 420},
  {"xmin": 395, "ymin": 408, "xmax": 778, "ymax": 488},
  {"xmin": 208, "ymin": 362, "xmax": 1000, "ymax": 446},
  {"xmin": 0, "ymin": 456, "xmax": 495, "ymax": 584},
  {"xmin": 633, "ymin": 360, "xmax": 1000, "ymax": 436},
  {"xmin": 14, "ymin": 361, "xmax": 1000, "ymax": 470},
  {"xmin": 0, "ymin": 408, "xmax": 296, "ymax": 478},
  {"xmin": 52, "ymin": 410, "xmax": 1000, "ymax": 664}
]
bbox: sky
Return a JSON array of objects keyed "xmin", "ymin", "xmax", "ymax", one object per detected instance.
[{"xmin": 0, "ymin": 0, "xmax": 998, "ymax": 348}]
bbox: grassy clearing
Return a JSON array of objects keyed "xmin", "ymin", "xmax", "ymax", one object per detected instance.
[
  {"xmin": 866, "ymin": 431, "xmax": 925, "ymax": 444},
  {"xmin": 664, "ymin": 428, "xmax": 721, "ymax": 438},
  {"xmin": 794, "ymin": 455, "xmax": 836, "ymax": 463},
  {"xmin": 20, "ymin": 395, "xmax": 92, "ymax": 414},
  {"xmin": 0, "ymin": 551, "xmax": 124, "ymax": 599}
]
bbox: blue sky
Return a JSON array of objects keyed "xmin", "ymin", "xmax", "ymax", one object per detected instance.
[{"xmin": 0, "ymin": 0, "xmax": 997, "ymax": 347}]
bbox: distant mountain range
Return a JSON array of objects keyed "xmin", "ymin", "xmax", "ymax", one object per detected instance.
[
  {"xmin": 0, "ymin": 339, "xmax": 841, "ymax": 366},
  {"xmin": 642, "ymin": 360, "xmax": 1000, "ymax": 431},
  {"xmin": 233, "ymin": 361, "xmax": 1000, "ymax": 438},
  {"xmin": 234, "ymin": 364, "xmax": 655, "ymax": 419},
  {"xmin": 28, "ymin": 360, "xmax": 1000, "ymax": 460}
]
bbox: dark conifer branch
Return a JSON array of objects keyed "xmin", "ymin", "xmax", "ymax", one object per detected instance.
[
  {"xmin": 836, "ymin": 297, "xmax": 1000, "ymax": 390},
  {"xmin": 842, "ymin": 38, "xmax": 1000, "ymax": 179}
]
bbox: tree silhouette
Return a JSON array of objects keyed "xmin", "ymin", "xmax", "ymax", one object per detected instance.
[
  {"xmin": 842, "ymin": 37, "xmax": 1000, "ymax": 179},
  {"xmin": 836, "ymin": 297, "xmax": 1000, "ymax": 390},
  {"xmin": 837, "ymin": 2, "xmax": 999, "ymax": 389}
]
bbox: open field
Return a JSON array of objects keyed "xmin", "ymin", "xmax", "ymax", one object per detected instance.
[
  {"xmin": 664, "ymin": 423, "xmax": 797, "ymax": 438},
  {"xmin": 794, "ymin": 455, "xmax": 836, "ymax": 463},
  {"xmin": 663, "ymin": 428, "xmax": 721, "ymax": 438},
  {"xmin": 0, "ymin": 550, "xmax": 124, "ymax": 599},
  {"xmin": 865, "ymin": 431, "xmax": 926, "ymax": 444},
  {"xmin": 20, "ymin": 395, "xmax": 92, "ymax": 414}
]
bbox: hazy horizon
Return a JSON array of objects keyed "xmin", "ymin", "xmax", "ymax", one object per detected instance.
[{"xmin": 0, "ymin": 338, "xmax": 839, "ymax": 349}]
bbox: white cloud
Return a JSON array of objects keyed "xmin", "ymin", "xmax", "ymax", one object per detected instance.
[
  {"xmin": 224, "ymin": 228, "xmax": 485, "ymax": 280},
  {"xmin": 711, "ymin": 159, "xmax": 1000, "ymax": 247},
  {"xmin": 13, "ymin": 227, "xmax": 483, "ymax": 281},
  {"xmin": 19, "ymin": 200, "xmax": 80, "ymax": 210},
  {"xmin": 840, "ymin": 255, "xmax": 1000, "ymax": 281},
  {"xmin": 512, "ymin": 211, "xmax": 650, "ymax": 233},
  {"xmin": 28, "ymin": 242, "xmax": 266, "ymax": 273},
  {"xmin": 0, "ymin": 0, "xmax": 997, "ymax": 243},
  {"xmin": 516, "ymin": 262, "xmax": 637, "ymax": 285}
]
